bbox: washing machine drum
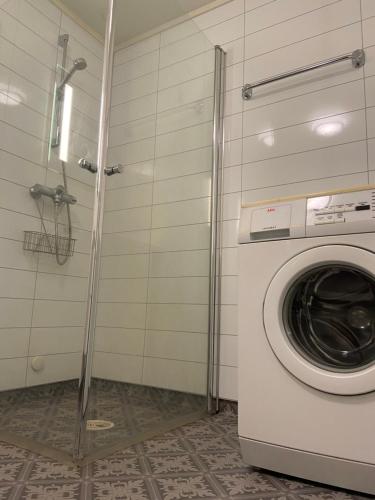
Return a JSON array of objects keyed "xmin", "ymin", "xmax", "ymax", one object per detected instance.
[{"xmin": 264, "ymin": 245, "xmax": 375, "ymax": 395}]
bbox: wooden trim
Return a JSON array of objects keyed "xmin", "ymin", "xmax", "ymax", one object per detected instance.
[{"xmin": 241, "ymin": 184, "xmax": 375, "ymax": 209}]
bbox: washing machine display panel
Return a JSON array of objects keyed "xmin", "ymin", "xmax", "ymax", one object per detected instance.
[
  {"xmin": 283, "ymin": 265, "xmax": 375, "ymax": 372},
  {"xmin": 306, "ymin": 189, "xmax": 375, "ymax": 236}
]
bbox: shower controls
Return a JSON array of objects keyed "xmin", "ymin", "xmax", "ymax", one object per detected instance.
[
  {"xmin": 78, "ymin": 158, "xmax": 98, "ymax": 173},
  {"xmin": 104, "ymin": 164, "xmax": 123, "ymax": 176},
  {"xmin": 30, "ymin": 184, "xmax": 77, "ymax": 206}
]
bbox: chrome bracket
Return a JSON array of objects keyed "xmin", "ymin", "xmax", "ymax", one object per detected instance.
[
  {"xmin": 351, "ymin": 49, "xmax": 365, "ymax": 68},
  {"xmin": 78, "ymin": 158, "xmax": 98, "ymax": 174},
  {"xmin": 242, "ymin": 84, "xmax": 253, "ymax": 100},
  {"xmin": 104, "ymin": 164, "xmax": 123, "ymax": 176}
]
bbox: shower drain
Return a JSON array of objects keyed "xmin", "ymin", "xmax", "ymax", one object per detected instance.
[{"xmin": 86, "ymin": 420, "xmax": 115, "ymax": 431}]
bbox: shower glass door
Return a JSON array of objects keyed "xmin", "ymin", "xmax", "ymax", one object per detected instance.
[
  {"xmin": 80, "ymin": 0, "xmax": 221, "ymax": 459},
  {"xmin": 0, "ymin": 0, "xmax": 108, "ymax": 459}
]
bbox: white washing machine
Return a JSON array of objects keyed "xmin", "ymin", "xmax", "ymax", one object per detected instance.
[{"xmin": 238, "ymin": 186, "xmax": 375, "ymax": 495}]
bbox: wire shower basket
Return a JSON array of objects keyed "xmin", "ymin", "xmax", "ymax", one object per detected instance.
[{"xmin": 23, "ymin": 231, "xmax": 76, "ymax": 257}]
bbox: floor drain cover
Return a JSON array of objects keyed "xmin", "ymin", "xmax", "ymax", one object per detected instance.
[{"xmin": 86, "ymin": 420, "xmax": 114, "ymax": 431}]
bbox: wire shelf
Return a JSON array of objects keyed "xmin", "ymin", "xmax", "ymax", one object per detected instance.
[{"xmin": 23, "ymin": 231, "xmax": 75, "ymax": 257}]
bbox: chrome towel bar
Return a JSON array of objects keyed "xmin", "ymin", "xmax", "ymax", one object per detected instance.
[{"xmin": 242, "ymin": 48, "xmax": 365, "ymax": 100}]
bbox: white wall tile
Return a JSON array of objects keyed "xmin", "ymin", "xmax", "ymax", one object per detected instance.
[
  {"xmin": 154, "ymin": 147, "xmax": 211, "ymax": 180},
  {"xmin": 93, "ymin": 352, "xmax": 143, "ymax": 384},
  {"xmin": 26, "ymin": 353, "xmax": 81, "ymax": 386},
  {"xmin": 146, "ymin": 304, "xmax": 208, "ymax": 332},
  {"xmin": 367, "ymin": 106, "xmax": 375, "ymax": 138},
  {"xmin": 0, "ymin": 358, "xmax": 27, "ymax": 390},
  {"xmin": 103, "ymin": 206, "xmax": 152, "ymax": 233},
  {"xmin": 142, "ymin": 357, "xmax": 207, "ymax": 394},
  {"xmin": 361, "ymin": 0, "xmax": 375, "ymax": 19},
  {"xmin": 150, "ymin": 224, "xmax": 210, "ymax": 252},
  {"xmin": 366, "ymin": 76, "xmax": 375, "ymax": 107},
  {"xmin": 0, "ymin": 329, "xmax": 29, "ymax": 358},
  {"xmin": 245, "ymin": 0, "xmax": 360, "ymax": 60},
  {"xmin": 111, "ymin": 72, "xmax": 158, "ymax": 106},
  {"xmin": 95, "ymin": 327, "xmax": 145, "ymax": 356},
  {"xmin": 223, "ymin": 192, "xmax": 241, "ymax": 220},
  {"xmin": 242, "ymin": 141, "xmax": 368, "ymax": 190},
  {"xmin": 219, "ymin": 365, "xmax": 237, "ymax": 400},
  {"xmin": 148, "ymin": 277, "xmax": 209, "ymax": 304},
  {"xmin": 105, "ymin": 184, "xmax": 153, "ymax": 211},
  {"xmin": 144, "ymin": 331, "xmax": 207, "ymax": 363},
  {"xmin": 243, "ymin": 110, "xmax": 366, "ymax": 163},
  {"xmin": 195, "ymin": 0, "xmax": 244, "ymax": 31},
  {"xmin": 149, "ymin": 250, "xmax": 209, "ymax": 277},
  {"xmin": 368, "ymin": 138, "xmax": 375, "ymax": 170},
  {"xmin": 113, "ymin": 50, "xmax": 159, "ymax": 85},
  {"xmin": 29, "ymin": 327, "xmax": 84, "ymax": 356},
  {"xmin": 243, "ymin": 80, "xmax": 365, "ymax": 137},
  {"xmin": 102, "ymin": 230, "xmax": 150, "ymax": 256},
  {"xmin": 99, "ymin": 278, "xmax": 148, "ymax": 303},
  {"xmin": 115, "ymin": 35, "xmax": 160, "ymax": 65},
  {"xmin": 245, "ymin": 0, "xmax": 337, "ymax": 34},
  {"xmin": 158, "ymin": 51, "xmax": 214, "ymax": 90},
  {"xmin": 153, "ymin": 172, "xmax": 211, "ymax": 204},
  {"xmin": 220, "ymin": 335, "xmax": 238, "ymax": 366},
  {"xmin": 96, "ymin": 303, "xmax": 146, "ymax": 329},
  {"xmin": 101, "ymin": 254, "xmax": 149, "ymax": 279},
  {"xmin": 363, "ymin": 15, "xmax": 375, "ymax": 47},
  {"xmin": 110, "ymin": 94, "xmax": 157, "ymax": 126},
  {"xmin": 152, "ymin": 197, "xmax": 210, "ymax": 228}
]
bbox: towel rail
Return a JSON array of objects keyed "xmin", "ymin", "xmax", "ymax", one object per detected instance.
[{"xmin": 242, "ymin": 49, "xmax": 365, "ymax": 100}]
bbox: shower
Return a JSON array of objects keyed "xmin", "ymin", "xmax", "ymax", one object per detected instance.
[
  {"xmin": 29, "ymin": 35, "xmax": 88, "ymax": 265},
  {"xmin": 57, "ymin": 57, "xmax": 87, "ymax": 94}
]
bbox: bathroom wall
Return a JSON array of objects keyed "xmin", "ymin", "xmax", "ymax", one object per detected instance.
[
  {"xmin": 94, "ymin": 24, "xmax": 215, "ymax": 395},
  {"xmin": 0, "ymin": 0, "xmax": 103, "ymax": 390},
  {"xmin": 97, "ymin": 0, "xmax": 375, "ymax": 400}
]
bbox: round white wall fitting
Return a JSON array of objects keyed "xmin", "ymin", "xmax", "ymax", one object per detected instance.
[{"xmin": 31, "ymin": 357, "xmax": 45, "ymax": 372}]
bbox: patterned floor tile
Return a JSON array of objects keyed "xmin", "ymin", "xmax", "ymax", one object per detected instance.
[
  {"xmin": 0, "ymin": 395, "xmax": 370, "ymax": 500},
  {"xmin": 214, "ymin": 471, "xmax": 280, "ymax": 497},
  {"xmin": 146, "ymin": 454, "xmax": 200, "ymax": 475},
  {"xmin": 154, "ymin": 475, "xmax": 219, "ymax": 499},
  {"xmin": 142, "ymin": 438, "xmax": 187, "ymax": 455},
  {"xmin": 0, "ymin": 462, "xmax": 25, "ymax": 482},
  {"xmin": 199, "ymin": 451, "xmax": 246, "ymax": 471},
  {"xmin": 92, "ymin": 456, "xmax": 143, "ymax": 478},
  {"xmin": 26, "ymin": 460, "xmax": 81, "ymax": 481},
  {"xmin": 0, "ymin": 486, "xmax": 14, "ymax": 500},
  {"xmin": 91, "ymin": 479, "xmax": 150, "ymax": 500},
  {"xmin": 19, "ymin": 482, "xmax": 82, "ymax": 499}
]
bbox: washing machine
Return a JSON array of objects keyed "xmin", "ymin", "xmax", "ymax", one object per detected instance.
[{"xmin": 238, "ymin": 186, "xmax": 375, "ymax": 495}]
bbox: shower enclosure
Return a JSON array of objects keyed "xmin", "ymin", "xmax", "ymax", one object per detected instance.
[{"xmin": 0, "ymin": 0, "xmax": 225, "ymax": 463}]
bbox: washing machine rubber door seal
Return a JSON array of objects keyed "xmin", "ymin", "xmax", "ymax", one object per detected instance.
[{"xmin": 264, "ymin": 244, "xmax": 375, "ymax": 395}]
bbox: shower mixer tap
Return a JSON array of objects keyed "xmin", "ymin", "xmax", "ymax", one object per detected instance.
[{"xmin": 30, "ymin": 184, "xmax": 77, "ymax": 206}]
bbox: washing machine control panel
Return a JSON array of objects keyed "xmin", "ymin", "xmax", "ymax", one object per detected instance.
[
  {"xmin": 239, "ymin": 187, "xmax": 375, "ymax": 243},
  {"xmin": 306, "ymin": 189, "xmax": 375, "ymax": 236}
]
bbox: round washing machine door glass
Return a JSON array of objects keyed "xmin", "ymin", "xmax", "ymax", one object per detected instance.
[{"xmin": 264, "ymin": 245, "xmax": 375, "ymax": 395}]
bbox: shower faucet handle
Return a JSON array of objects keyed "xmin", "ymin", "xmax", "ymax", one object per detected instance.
[
  {"xmin": 78, "ymin": 158, "xmax": 97, "ymax": 173},
  {"xmin": 105, "ymin": 164, "xmax": 123, "ymax": 176}
]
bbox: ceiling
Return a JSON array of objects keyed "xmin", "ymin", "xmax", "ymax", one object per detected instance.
[{"xmin": 59, "ymin": 0, "xmax": 216, "ymax": 45}]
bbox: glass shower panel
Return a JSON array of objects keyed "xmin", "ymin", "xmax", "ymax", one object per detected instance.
[
  {"xmin": 0, "ymin": 0, "xmax": 106, "ymax": 459},
  {"xmin": 85, "ymin": 0, "xmax": 217, "ymax": 457}
]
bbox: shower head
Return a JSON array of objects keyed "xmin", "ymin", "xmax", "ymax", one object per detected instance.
[{"xmin": 57, "ymin": 57, "xmax": 87, "ymax": 92}]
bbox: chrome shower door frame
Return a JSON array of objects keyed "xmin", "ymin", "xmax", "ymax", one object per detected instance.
[
  {"xmin": 208, "ymin": 45, "xmax": 226, "ymax": 414},
  {"xmin": 74, "ymin": 0, "xmax": 116, "ymax": 461}
]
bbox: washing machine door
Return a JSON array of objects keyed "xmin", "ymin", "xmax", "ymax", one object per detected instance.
[{"xmin": 264, "ymin": 244, "xmax": 375, "ymax": 395}]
